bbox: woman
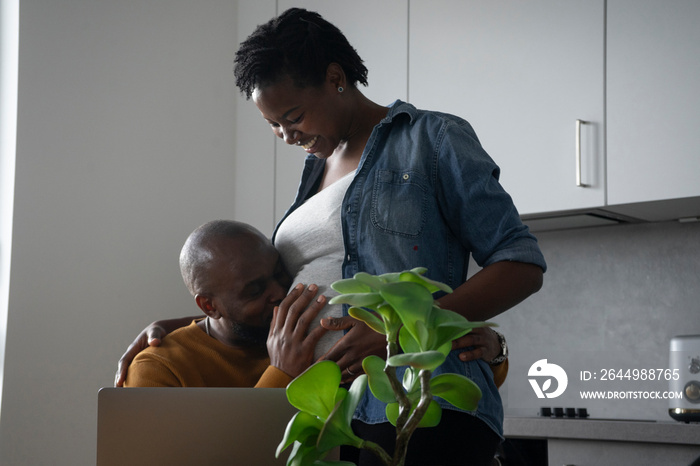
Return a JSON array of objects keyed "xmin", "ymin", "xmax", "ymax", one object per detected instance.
[
  {"xmin": 236, "ymin": 9, "xmax": 545, "ymax": 465},
  {"xmin": 118, "ymin": 8, "xmax": 545, "ymax": 465}
]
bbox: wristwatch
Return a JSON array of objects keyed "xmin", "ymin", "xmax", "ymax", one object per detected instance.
[{"xmin": 488, "ymin": 329, "xmax": 508, "ymax": 365}]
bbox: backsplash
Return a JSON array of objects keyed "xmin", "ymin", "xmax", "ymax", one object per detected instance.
[{"xmin": 483, "ymin": 219, "xmax": 700, "ymax": 421}]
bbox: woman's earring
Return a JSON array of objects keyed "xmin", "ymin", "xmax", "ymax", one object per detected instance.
[{"xmin": 337, "ymin": 86, "xmax": 344, "ymax": 93}]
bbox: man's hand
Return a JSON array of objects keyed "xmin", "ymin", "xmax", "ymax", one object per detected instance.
[
  {"xmin": 267, "ymin": 284, "xmax": 329, "ymax": 378},
  {"xmin": 320, "ymin": 316, "xmax": 386, "ymax": 384},
  {"xmin": 452, "ymin": 327, "xmax": 502, "ymax": 363},
  {"xmin": 113, "ymin": 316, "xmax": 195, "ymax": 387}
]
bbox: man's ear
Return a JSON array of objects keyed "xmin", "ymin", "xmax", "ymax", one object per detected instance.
[{"xmin": 195, "ymin": 294, "xmax": 219, "ymax": 318}]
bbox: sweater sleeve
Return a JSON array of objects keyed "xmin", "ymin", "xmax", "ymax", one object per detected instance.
[
  {"xmin": 123, "ymin": 354, "xmax": 183, "ymax": 387},
  {"xmin": 491, "ymin": 359, "xmax": 509, "ymax": 389},
  {"xmin": 254, "ymin": 365, "xmax": 294, "ymax": 388}
]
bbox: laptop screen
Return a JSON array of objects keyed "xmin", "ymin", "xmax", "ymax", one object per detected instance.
[{"xmin": 96, "ymin": 387, "xmax": 320, "ymax": 466}]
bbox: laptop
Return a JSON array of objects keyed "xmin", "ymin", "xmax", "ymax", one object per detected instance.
[{"xmin": 96, "ymin": 387, "xmax": 338, "ymax": 466}]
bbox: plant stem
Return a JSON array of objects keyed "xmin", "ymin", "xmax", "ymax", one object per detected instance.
[
  {"xmin": 390, "ymin": 369, "xmax": 433, "ymax": 466},
  {"xmin": 404, "ymin": 370, "xmax": 433, "ymax": 433},
  {"xmin": 361, "ymin": 440, "xmax": 394, "ymax": 466},
  {"xmin": 385, "ymin": 340, "xmax": 411, "ymax": 431}
]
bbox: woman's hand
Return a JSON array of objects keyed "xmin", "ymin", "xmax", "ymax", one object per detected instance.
[
  {"xmin": 320, "ymin": 317, "xmax": 386, "ymax": 384},
  {"xmin": 452, "ymin": 326, "xmax": 503, "ymax": 363},
  {"xmin": 113, "ymin": 316, "xmax": 195, "ymax": 387},
  {"xmin": 267, "ymin": 284, "xmax": 329, "ymax": 378}
]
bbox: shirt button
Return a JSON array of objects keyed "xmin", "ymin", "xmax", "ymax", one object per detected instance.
[{"xmin": 402, "ymin": 173, "xmax": 410, "ymax": 180}]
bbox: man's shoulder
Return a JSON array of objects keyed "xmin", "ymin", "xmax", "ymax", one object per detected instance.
[{"xmin": 134, "ymin": 320, "xmax": 203, "ymax": 359}]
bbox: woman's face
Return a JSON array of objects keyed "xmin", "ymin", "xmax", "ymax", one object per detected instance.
[{"xmin": 252, "ymin": 74, "xmax": 347, "ymax": 159}]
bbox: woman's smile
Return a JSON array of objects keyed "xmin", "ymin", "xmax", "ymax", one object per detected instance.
[{"xmin": 299, "ymin": 135, "xmax": 319, "ymax": 151}]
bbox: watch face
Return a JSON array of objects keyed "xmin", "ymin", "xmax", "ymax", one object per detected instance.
[{"xmin": 488, "ymin": 331, "xmax": 508, "ymax": 365}]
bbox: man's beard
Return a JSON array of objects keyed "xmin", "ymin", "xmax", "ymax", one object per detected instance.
[{"xmin": 229, "ymin": 320, "xmax": 269, "ymax": 348}]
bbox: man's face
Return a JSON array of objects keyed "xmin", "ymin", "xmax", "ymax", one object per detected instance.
[{"xmin": 205, "ymin": 234, "xmax": 291, "ymax": 347}]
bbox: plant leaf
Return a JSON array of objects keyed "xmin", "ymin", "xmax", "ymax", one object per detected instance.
[
  {"xmin": 414, "ymin": 319, "xmax": 431, "ymax": 351},
  {"xmin": 341, "ymin": 375, "xmax": 368, "ymax": 425},
  {"xmin": 285, "ymin": 438, "xmax": 324, "ymax": 466},
  {"xmin": 399, "ymin": 271, "xmax": 453, "ymax": 294},
  {"xmin": 385, "ymin": 402, "xmax": 401, "ymax": 427},
  {"xmin": 376, "ymin": 271, "xmax": 402, "ymax": 283},
  {"xmin": 379, "ymin": 282, "xmax": 434, "ymax": 343},
  {"xmin": 314, "ymin": 461, "xmax": 358, "ymax": 466},
  {"xmin": 330, "ymin": 278, "xmax": 373, "ymax": 294},
  {"xmin": 398, "ymin": 326, "xmax": 421, "ymax": 355},
  {"xmin": 317, "ymin": 398, "xmax": 364, "ymax": 451},
  {"xmin": 352, "ymin": 272, "xmax": 386, "ymax": 290},
  {"xmin": 287, "ymin": 361, "xmax": 342, "ymax": 419},
  {"xmin": 387, "ymin": 351, "xmax": 445, "ymax": 371},
  {"xmin": 402, "ymin": 367, "xmax": 420, "ymax": 395},
  {"xmin": 415, "ymin": 399, "xmax": 443, "ymax": 428},
  {"xmin": 348, "ymin": 307, "xmax": 386, "ymax": 335},
  {"xmin": 375, "ymin": 303, "xmax": 402, "ymax": 337},
  {"xmin": 385, "ymin": 399, "xmax": 442, "ymax": 428},
  {"xmin": 362, "ymin": 355, "xmax": 395, "ymax": 403},
  {"xmin": 430, "ymin": 373, "xmax": 482, "ymax": 411},
  {"xmin": 328, "ymin": 292, "xmax": 383, "ymax": 307},
  {"xmin": 276, "ymin": 411, "xmax": 323, "ymax": 457}
]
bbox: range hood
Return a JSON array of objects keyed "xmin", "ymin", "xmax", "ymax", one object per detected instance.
[
  {"xmin": 521, "ymin": 210, "xmax": 636, "ymax": 233},
  {"xmin": 520, "ymin": 195, "xmax": 700, "ymax": 233}
]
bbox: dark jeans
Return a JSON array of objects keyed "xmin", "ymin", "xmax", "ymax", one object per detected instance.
[{"xmin": 340, "ymin": 410, "xmax": 500, "ymax": 466}]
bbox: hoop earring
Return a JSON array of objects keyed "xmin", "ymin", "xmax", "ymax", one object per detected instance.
[{"xmin": 337, "ymin": 86, "xmax": 344, "ymax": 93}]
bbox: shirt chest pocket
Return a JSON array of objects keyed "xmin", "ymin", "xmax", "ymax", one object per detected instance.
[{"xmin": 371, "ymin": 169, "xmax": 428, "ymax": 237}]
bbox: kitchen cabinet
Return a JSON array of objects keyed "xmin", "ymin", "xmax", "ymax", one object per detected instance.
[
  {"xmin": 505, "ymin": 417, "xmax": 700, "ymax": 466},
  {"xmin": 408, "ymin": 0, "xmax": 606, "ymax": 216},
  {"xmin": 605, "ymin": 0, "xmax": 700, "ymax": 220},
  {"xmin": 249, "ymin": 1, "xmax": 700, "ymax": 230},
  {"xmin": 548, "ymin": 439, "xmax": 700, "ymax": 466}
]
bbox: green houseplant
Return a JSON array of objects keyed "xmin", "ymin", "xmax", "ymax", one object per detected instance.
[{"xmin": 276, "ymin": 268, "xmax": 494, "ymax": 466}]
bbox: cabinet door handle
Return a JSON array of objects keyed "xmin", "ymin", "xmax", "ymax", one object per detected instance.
[{"xmin": 575, "ymin": 119, "xmax": 589, "ymax": 188}]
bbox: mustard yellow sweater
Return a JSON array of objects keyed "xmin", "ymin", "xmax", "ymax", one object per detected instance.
[
  {"xmin": 124, "ymin": 320, "xmax": 508, "ymax": 389},
  {"xmin": 124, "ymin": 320, "xmax": 292, "ymax": 388}
]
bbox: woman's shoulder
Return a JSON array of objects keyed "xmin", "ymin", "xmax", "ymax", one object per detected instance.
[{"xmin": 388, "ymin": 100, "xmax": 473, "ymax": 132}]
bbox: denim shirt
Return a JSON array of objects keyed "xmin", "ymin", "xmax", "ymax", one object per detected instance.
[{"xmin": 273, "ymin": 100, "xmax": 547, "ymax": 438}]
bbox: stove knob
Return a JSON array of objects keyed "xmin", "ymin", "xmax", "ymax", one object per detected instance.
[
  {"xmin": 685, "ymin": 381, "xmax": 700, "ymax": 402},
  {"xmin": 689, "ymin": 357, "xmax": 700, "ymax": 374}
]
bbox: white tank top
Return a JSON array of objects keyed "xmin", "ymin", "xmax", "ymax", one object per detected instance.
[{"xmin": 274, "ymin": 171, "xmax": 354, "ymax": 360}]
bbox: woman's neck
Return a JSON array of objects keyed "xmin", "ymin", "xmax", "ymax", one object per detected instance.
[{"xmin": 319, "ymin": 93, "xmax": 387, "ymax": 190}]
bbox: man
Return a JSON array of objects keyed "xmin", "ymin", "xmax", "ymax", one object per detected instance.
[
  {"xmin": 123, "ymin": 220, "xmax": 328, "ymax": 387},
  {"xmin": 120, "ymin": 220, "xmax": 509, "ymax": 388}
]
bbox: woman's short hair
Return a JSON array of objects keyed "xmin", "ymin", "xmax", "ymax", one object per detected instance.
[{"xmin": 234, "ymin": 8, "xmax": 368, "ymax": 99}]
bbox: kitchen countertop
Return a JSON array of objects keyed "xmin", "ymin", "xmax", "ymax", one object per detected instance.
[{"xmin": 504, "ymin": 417, "xmax": 700, "ymax": 445}]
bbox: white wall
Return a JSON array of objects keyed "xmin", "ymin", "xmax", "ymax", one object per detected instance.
[
  {"xmin": 0, "ymin": 1, "xmax": 238, "ymax": 464},
  {"xmin": 0, "ymin": 0, "xmax": 19, "ymax": 422}
]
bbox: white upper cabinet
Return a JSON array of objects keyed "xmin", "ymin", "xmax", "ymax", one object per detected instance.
[
  {"xmin": 408, "ymin": 0, "xmax": 606, "ymax": 216},
  {"xmin": 607, "ymin": 0, "xmax": 700, "ymax": 208}
]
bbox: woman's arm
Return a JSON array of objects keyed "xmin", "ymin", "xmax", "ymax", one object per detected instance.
[{"xmin": 437, "ymin": 261, "xmax": 543, "ymax": 322}]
